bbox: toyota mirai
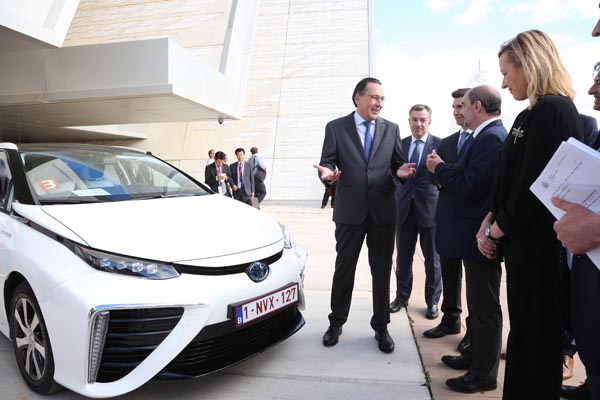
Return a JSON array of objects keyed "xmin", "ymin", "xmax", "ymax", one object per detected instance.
[{"xmin": 0, "ymin": 143, "xmax": 307, "ymax": 398}]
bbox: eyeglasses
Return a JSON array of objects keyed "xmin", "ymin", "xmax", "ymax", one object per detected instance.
[{"xmin": 363, "ymin": 94, "xmax": 386, "ymax": 103}]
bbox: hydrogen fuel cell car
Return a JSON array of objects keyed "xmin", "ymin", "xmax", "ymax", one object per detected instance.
[{"xmin": 0, "ymin": 143, "xmax": 307, "ymax": 398}]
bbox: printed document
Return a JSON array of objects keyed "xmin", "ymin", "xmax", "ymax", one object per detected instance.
[{"xmin": 530, "ymin": 137, "xmax": 600, "ymax": 269}]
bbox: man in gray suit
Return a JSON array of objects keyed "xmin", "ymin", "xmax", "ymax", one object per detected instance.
[
  {"xmin": 314, "ymin": 77, "xmax": 416, "ymax": 354},
  {"xmin": 230, "ymin": 148, "xmax": 255, "ymax": 205},
  {"xmin": 390, "ymin": 104, "xmax": 442, "ymax": 319}
]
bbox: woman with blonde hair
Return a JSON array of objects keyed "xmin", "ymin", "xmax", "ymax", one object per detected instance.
[{"xmin": 476, "ymin": 30, "xmax": 584, "ymax": 399}]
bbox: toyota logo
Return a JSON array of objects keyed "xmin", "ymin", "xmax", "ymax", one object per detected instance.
[{"xmin": 246, "ymin": 261, "xmax": 269, "ymax": 282}]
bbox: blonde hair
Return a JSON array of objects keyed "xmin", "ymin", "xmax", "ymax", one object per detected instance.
[{"xmin": 498, "ymin": 30, "xmax": 574, "ymax": 108}]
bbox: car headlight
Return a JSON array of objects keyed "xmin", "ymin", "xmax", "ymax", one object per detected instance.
[
  {"xmin": 278, "ymin": 222, "xmax": 293, "ymax": 249},
  {"xmin": 74, "ymin": 245, "xmax": 180, "ymax": 279}
]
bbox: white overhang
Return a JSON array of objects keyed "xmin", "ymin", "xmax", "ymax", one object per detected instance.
[{"xmin": 0, "ymin": 0, "xmax": 258, "ymax": 142}]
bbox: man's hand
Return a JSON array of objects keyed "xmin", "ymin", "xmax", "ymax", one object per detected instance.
[
  {"xmin": 314, "ymin": 164, "xmax": 341, "ymax": 181},
  {"xmin": 426, "ymin": 150, "xmax": 443, "ymax": 173},
  {"xmin": 552, "ymin": 197, "xmax": 600, "ymax": 254},
  {"xmin": 396, "ymin": 163, "xmax": 416, "ymax": 179}
]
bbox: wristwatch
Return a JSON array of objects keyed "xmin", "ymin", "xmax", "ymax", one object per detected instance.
[{"xmin": 485, "ymin": 225, "xmax": 499, "ymax": 242}]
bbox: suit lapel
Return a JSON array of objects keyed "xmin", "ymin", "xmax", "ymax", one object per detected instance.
[
  {"xmin": 371, "ymin": 118, "xmax": 385, "ymax": 160},
  {"xmin": 346, "ymin": 113, "xmax": 367, "ymax": 162},
  {"xmin": 421, "ymin": 135, "xmax": 435, "ymax": 168}
]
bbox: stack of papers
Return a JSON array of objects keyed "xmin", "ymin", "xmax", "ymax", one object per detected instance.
[{"xmin": 530, "ymin": 137, "xmax": 600, "ymax": 269}]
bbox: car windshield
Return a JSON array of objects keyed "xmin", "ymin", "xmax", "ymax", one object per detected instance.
[{"xmin": 20, "ymin": 147, "xmax": 209, "ymax": 204}]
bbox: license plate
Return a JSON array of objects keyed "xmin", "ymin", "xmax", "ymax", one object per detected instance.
[{"xmin": 232, "ymin": 283, "xmax": 298, "ymax": 327}]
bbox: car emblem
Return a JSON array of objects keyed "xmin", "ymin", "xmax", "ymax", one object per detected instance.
[{"xmin": 246, "ymin": 261, "xmax": 269, "ymax": 282}]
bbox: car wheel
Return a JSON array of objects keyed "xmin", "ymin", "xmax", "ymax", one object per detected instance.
[{"xmin": 9, "ymin": 281, "xmax": 61, "ymax": 394}]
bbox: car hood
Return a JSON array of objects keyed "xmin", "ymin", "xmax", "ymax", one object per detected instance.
[{"xmin": 15, "ymin": 195, "xmax": 283, "ymax": 263}]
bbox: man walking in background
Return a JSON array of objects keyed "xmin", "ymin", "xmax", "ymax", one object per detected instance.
[
  {"xmin": 248, "ymin": 146, "xmax": 268, "ymax": 203},
  {"xmin": 230, "ymin": 148, "xmax": 255, "ymax": 205}
]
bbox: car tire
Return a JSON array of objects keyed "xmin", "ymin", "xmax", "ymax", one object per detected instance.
[{"xmin": 9, "ymin": 281, "xmax": 61, "ymax": 395}]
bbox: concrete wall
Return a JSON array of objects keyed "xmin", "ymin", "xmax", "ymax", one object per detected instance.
[{"xmin": 63, "ymin": 0, "xmax": 370, "ymax": 202}]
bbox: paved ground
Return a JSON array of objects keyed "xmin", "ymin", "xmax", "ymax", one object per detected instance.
[{"xmin": 0, "ymin": 204, "xmax": 587, "ymax": 399}]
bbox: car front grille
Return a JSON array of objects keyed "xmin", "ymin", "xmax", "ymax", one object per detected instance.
[
  {"xmin": 157, "ymin": 306, "xmax": 304, "ymax": 379},
  {"xmin": 173, "ymin": 251, "xmax": 283, "ymax": 275},
  {"xmin": 96, "ymin": 307, "xmax": 184, "ymax": 383}
]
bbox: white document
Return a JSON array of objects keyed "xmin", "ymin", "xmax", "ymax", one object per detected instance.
[{"xmin": 530, "ymin": 137, "xmax": 600, "ymax": 269}]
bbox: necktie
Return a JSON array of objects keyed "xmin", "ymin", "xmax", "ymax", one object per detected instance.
[
  {"xmin": 457, "ymin": 131, "xmax": 470, "ymax": 154},
  {"xmin": 363, "ymin": 121, "xmax": 373, "ymax": 161},
  {"xmin": 462, "ymin": 134, "xmax": 475, "ymax": 154},
  {"xmin": 238, "ymin": 163, "xmax": 243, "ymax": 187},
  {"xmin": 409, "ymin": 139, "xmax": 422, "ymax": 165}
]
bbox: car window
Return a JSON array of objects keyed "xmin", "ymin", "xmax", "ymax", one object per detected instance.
[
  {"xmin": 0, "ymin": 150, "xmax": 13, "ymax": 210},
  {"xmin": 20, "ymin": 148, "xmax": 209, "ymax": 204}
]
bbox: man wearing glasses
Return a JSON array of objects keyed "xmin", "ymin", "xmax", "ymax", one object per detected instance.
[{"xmin": 314, "ymin": 77, "xmax": 415, "ymax": 354}]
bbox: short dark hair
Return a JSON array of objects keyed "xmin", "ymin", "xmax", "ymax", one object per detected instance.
[
  {"xmin": 215, "ymin": 151, "xmax": 226, "ymax": 161},
  {"xmin": 451, "ymin": 88, "xmax": 470, "ymax": 98},
  {"xmin": 250, "ymin": 147, "xmax": 258, "ymax": 154},
  {"xmin": 352, "ymin": 77, "xmax": 382, "ymax": 106},
  {"xmin": 235, "ymin": 147, "xmax": 245, "ymax": 155},
  {"xmin": 408, "ymin": 104, "xmax": 432, "ymax": 118},
  {"xmin": 467, "ymin": 86, "xmax": 502, "ymax": 116}
]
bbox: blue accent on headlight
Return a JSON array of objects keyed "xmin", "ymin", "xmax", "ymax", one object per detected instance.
[{"xmin": 74, "ymin": 245, "xmax": 180, "ymax": 279}]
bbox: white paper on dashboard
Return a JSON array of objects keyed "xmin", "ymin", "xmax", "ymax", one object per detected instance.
[{"xmin": 530, "ymin": 137, "xmax": 600, "ymax": 269}]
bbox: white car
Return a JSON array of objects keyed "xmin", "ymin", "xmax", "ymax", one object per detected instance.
[{"xmin": 0, "ymin": 143, "xmax": 307, "ymax": 398}]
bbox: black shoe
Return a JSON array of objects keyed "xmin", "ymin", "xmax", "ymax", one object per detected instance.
[
  {"xmin": 322, "ymin": 326, "xmax": 342, "ymax": 347},
  {"xmin": 426, "ymin": 304, "xmax": 439, "ymax": 319},
  {"xmin": 389, "ymin": 298, "xmax": 408, "ymax": 313},
  {"xmin": 441, "ymin": 354, "xmax": 472, "ymax": 370},
  {"xmin": 374, "ymin": 329, "xmax": 395, "ymax": 353},
  {"xmin": 457, "ymin": 333, "xmax": 471, "ymax": 354},
  {"xmin": 446, "ymin": 372, "xmax": 497, "ymax": 393},
  {"xmin": 561, "ymin": 381, "xmax": 591, "ymax": 400},
  {"xmin": 423, "ymin": 322, "xmax": 461, "ymax": 338}
]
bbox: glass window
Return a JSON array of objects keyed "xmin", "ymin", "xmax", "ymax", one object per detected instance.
[
  {"xmin": 20, "ymin": 147, "xmax": 209, "ymax": 204},
  {"xmin": 0, "ymin": 150, "xmax": 12, "ymax": 209}
]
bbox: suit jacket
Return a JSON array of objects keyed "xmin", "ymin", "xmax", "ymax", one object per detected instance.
[
  {"xmin": 230, "ymin": 160, "xmax": 255, "ymax": 197},
  {"xmin": 434, "ymin": 119, "xmax": 507, "ymax": 261},
  {"xmin": 204, "ymin": 162, "xmax": 233, "ymax": 196},
  {"xmin": 580, "ymin": 114, "xmax": 599, "ymax": 148},
  {"xmin": 319, "ymin": 112, "xmax": 406, "ymax": 225},
  {"xmin": 439, "ymin": 131, "xmax": 461, "ymax": 164},
  {"xmin": 396, "ymin": 134, "xmax": 441, "ymax": 227}
]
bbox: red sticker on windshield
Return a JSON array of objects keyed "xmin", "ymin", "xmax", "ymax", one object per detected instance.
[{"xmin": 38, "ymin": 179, "xmax": 60, "ymax": 191}]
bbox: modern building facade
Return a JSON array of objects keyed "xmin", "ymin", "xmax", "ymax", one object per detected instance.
[{"xmin": 0, "ymin": 0, "xmax": 372, "ymax": 201}]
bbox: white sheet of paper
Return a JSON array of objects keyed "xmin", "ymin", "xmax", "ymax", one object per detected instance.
[{"xmin": 530, "ymin": 137, "xmax": 600, "ymax": 269}]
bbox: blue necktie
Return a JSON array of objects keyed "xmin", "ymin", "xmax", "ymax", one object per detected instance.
[
  {"xmin": 363, "ymin": 121, "xmax": 373, "ymax": 161},
  {"xmin": 457, "ymin": 131, "xmax": 470, "ymax": 154},
  {"xmin": 409, "ymin": 139, "xmax": 422, "ymax": 165},
  {"xmin": 462, "ymin": 134, "xmax": 475, "ymax": 155}
]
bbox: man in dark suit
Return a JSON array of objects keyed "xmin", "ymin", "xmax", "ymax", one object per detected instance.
[
  {"xmin": 426, "ymin": 85, "xmax": 506, "ymax": 393},
  {"xmin": 554, "ymin": 60, "xmax": 600, "ymax": 400},
  {"xmin": 204, "ymin": 151, "xmax": 232, "ymax": 197},
  {"xmin": 390, "ymin": 104, "xmax": 442, "ymax": 320},
  {"xmin": 230, "ymin": 147, "xmax": 255, "ymax": 205},
  {"xmin": 423, "ymin": 88, "xmax": 472, "ymax": 355},
  {"xmin": 314, "ymin": 77, "xmax": 415, "ymax": 354}
]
